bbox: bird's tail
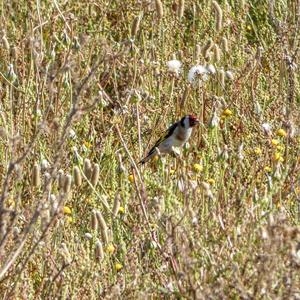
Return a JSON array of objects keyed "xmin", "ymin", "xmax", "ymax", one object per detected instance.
[
  {"xmin": 139, "ymin": 149, "xmax": 156, "ymax": 165},
  {"xmin": 139, "ymin": 154, "xmax": 151, "ymax": 165}
]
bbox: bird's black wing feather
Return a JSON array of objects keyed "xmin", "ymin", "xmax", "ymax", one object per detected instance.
[
  {"xmin": 139, "ymin": 122, "xmax": 178, "ymax": 164},
  {"xmin": 147, "ymin": 122, "xmax": 178, "ymax": 156}
]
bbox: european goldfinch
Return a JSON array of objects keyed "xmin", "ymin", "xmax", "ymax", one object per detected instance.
[{"xmin": 139, "ymin": 115, "xmax": 199, "ymax": 164}]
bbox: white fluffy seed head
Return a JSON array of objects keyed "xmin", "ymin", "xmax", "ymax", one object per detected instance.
[
  {"xmin": 166, "ymin": 59, "xmax": 182, "ymax": 75},
  {"xmin": 188, "ymin": 65, "xmax": 209, "ymax": 83}
]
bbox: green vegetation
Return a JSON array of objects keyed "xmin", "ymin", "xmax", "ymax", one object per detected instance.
[{"xmin": 0, "ymin": 0, "xmax": 300, "ymax": 298}]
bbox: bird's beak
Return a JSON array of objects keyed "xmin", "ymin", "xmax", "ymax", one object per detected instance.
[{"xmin": 193, "ymin": 118, "xmax": 200, "ymax": 126}]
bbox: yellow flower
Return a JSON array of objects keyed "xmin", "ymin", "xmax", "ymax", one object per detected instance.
[
  {"xmin": 254, "ymin": 147, "xmax": 262, "ymax": 156},
  {"xmin": 264, "ymin": 166, "xmax": 272, "ymax": 173},
  {"xmin": 277, "ymin": 128, "xmax": 287, "ymax": 138},
  {"xmin": 169, "ymin": 169, "xmax": 175, "ymax": 175},
  {"xmin": 118, "ymin": 206, "xmax": 125, "ymax": 214},
  {"xmin": 115, "ymin": 263, "xmax": 123, "ymax": 271},
  {"xmin": 107, "ymin": 244, "xmax": 115, "ymax": 254},
  {"xmin": 247, "ymin": 25, "xmax": 252, "ymax": 31},
  {"xmin": 83, "ymin": 141, "xmax": 92, "ymax": 149},
  {"xmin": 276, "ymin": 145, "xmax": 284, "ymax": 152},
  {"xmin": 273, "ymin": 152, "xmax": 284, "ymax": 162},
  {"xmin": 207, "ymin": 178, "xmax": 215, "ymax": 185},
  {"xmin": 128, "ymin": 174, "xmax": 134, "ymax": 183},
  {"xmin": 63, "ymin": 206, "xmax": 72, "ymax": 215},
  {"xmin": 222, "ymin": 108, "xmax": 233, "ymax": 117},
  {"xmin": 150, "ymin": 223, "xmax": 158, "ymax": 229},
  {"xmin": 192, "ymin": 163, "xmax": 203, "ymax": 173},
  {"xmin": 66, "ymin": 216, "xmax": 73, "ymax": 223},
  {"xmin": 114, "ymin": 117, "xmax": 122, "ymax": 124},
  {"xmin": 271, "ymin": 139, "xmax": 279, "ymax": 146},
  {"xmin": 276, "ymin": 202, "xmax": 281, "ymax": 208},
  {"xmin": 153, "ymin": 155, "xmax": 159, "ymax": 162}
]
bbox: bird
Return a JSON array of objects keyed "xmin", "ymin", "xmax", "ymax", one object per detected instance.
[{"xmin": 139, "ymin": 114, "xmax": 199, "ymax": 164}]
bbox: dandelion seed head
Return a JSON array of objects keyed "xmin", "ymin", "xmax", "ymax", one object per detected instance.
[
  {"xmin": 166, "ymin": 59, "xmax": 182, "ymax": 75},
  {"xmin": 188, "ymin": 65, "xmax": 209, "ymax": 83}
]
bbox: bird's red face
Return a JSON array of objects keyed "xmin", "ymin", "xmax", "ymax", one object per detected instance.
[{"xmin": 188, "ymin": 114, "xmax": 200, "ymax": 127}]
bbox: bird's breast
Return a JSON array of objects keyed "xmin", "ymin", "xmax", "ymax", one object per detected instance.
[{"xmin": 174, "ymin": 127, "xmax": 192, "ymax": 145}]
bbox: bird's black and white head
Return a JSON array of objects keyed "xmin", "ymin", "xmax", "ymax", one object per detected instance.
[{"xmin": 180, "ymin": 114, "xmax": 199, "ymax": 129}]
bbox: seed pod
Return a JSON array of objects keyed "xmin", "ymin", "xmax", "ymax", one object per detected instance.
[
  {"xmin": 91, "ymin": 209, "xmax": 98, "ymax": 231},
  {"xmin": 83, "ymin": 158, "xmax": 92, "ymax": 180},
  {"xmin": 91, "ymin": 163, "xmax": 100, "ymax": 186},
  {"xmin": 214, "ymin": 44, "xmax": 221, "ymax": 62},
  {"xmin": 95, "ymin": 239, "xmax": 104, "ymax": 262},
  {"xmin": 63, "ymin": 174, "xmax": 72, "ymax": 194},
  {"xmin": 202, "ymin": 39, "xmax": 214, "ymax": 59},
  {"xmin": 178, "ymin": 0, "xmax": 185, "ymax": 19},
  {"xmin": 32, "ymin": 163, "xmax": 41, "ymax": 187},
  {"xmin": 131, "ymin": 15, "xmax": 141, "ymax": 38},
  {"xmin": 212, "ymin": 1, "xmax": 223, "ymax": 32},
  {"xmin": 221, "ymin": 37, "xmax": 229, "ymax": 53},
  {"xmin": 155, "ymin": 0, "xmax": 164, "ymax": 19},
  {"xmin": 96, "ymin": 210, "xmax": 109, "ymax": 244},
  {"xmin": 112, "ymin": 194, "xmax": 121, "ymax": 218},
  {"xmin": 73, "ymin": 166, "xmax": 82, "ymax": 187}
]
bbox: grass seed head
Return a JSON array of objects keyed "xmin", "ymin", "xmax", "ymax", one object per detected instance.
[
  {"xmin": 112, "ymin": 194, "xmax": 121, "ymax": 218},
  {"xmin": 202, "ymin": 38, "xmax": 214, "ymax": 59},
  {"xmin": 218, "ymin": 69, "xmax": 225, "ymax": 87},
  {"xmin": 95, "ymin": 239, "xmax": 104, "ymax": 262},
  {"xmin": 221, "ymin": 36, "xmax": 229, "ymax": 53},
  {"xmin": 178, "ymin": 0, "xmax": 185, "ymax": 19},
  {"xmin": 63, "ymin": 174, "xmax": 72, "ymax": 194},
  {"xmin": 73, "ymin": 166, "xmax": 82, "ymax": 187},
  {"xmin": 91, "ymin": 163, "xmax": 100, "ymax": 186},
  {"xmin": 32, "ymin": 163, "xmax": 41, "ymax": 187},
  {"xmin": 96, "ymin": 210, "xmax": 109, "ymax": 244},
  {"xmin": 58, "ymin": 169, "xmax": 65, "ymax": 190},
  {"xmin": 83, "ymin": 158, "xmax": 92, "ymax": 180},
  {"xmin": 155, "ymin": 0, "xmax": 164, "ymax": 19},
  {"xmin": 131, "ymin": 14, "xmax": 142, "ymax": 38},
  {"xmin": 214, "ymin": 43, "xmax": 221, "ymax": 62},
  {"xmin": 2, "ymin": 35, "xmax": 10, "ymax": 50},
  {"xmin": 212, "ymin": 1, "xmax": 223, "ymax": 31},
  {"xmin": 91, "ymin": 209, "xmax": 98, "ymax": 231},
  {"xmin": 194, "ymin": 44, "xmax": 201, "ymax": 62}
]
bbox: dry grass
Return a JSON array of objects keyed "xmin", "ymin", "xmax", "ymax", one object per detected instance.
[{"xmin": 0, "ymin": 0, "xmax": 300, "ymax": 298}]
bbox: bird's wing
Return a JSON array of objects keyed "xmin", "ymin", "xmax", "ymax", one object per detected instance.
[{"xmin": 147, "ymin": 122, "xmax": 178, "ymax": 155}]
